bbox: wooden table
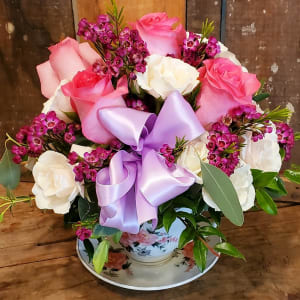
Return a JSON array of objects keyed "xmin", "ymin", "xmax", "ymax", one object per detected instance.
[{"xmin": 0, "ymin": 182, "xmax": 300, "ymax": 300}]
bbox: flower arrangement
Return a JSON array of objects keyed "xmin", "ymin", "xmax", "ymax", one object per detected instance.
[{"xmin": 1, "ymin": 0, "xmax": 299, "ymax": 276}]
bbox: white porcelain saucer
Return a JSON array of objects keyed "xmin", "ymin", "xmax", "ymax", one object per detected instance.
[{"xmin": 76, "ymin": 236, "xmax": 220, "ymax": 291}]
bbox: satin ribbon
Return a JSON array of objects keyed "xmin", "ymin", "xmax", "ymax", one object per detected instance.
[{"xmin": 96, "ymin": 91, "xmax": 204, "ymax": 233}]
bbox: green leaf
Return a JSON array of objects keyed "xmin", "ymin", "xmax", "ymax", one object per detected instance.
[
  {"xmin": 63, "ymin": 111, "xmax": 80, "ymax": 122},
  {"xmin": 195, "ymin": 214, "xmax": 211, "ymax": 224},
  {"xmin": 252, "ymin": 93, "xmax": 270, "ymax": 102},
  {"xmin": 256, "ymin": 188, "xmax": 278, "ymax": 215},
  {"xmin": 214, "ymin": 242, "xmax": 245, "ymax": 260},
  {"xmin": 78, "ymin": 196, "xmax": 99, "ymax": 221},
  {"xmin": 0, "ymin": 211, "xmax": 5, "ymax": 222},
  {"xmin": 208, "ymin": 208, "xmax": 221, "ymax": 225},
  {"xmin": 178, "ymin": 227, "xmax": 195, "ymax": 249},
  {"xmin": 200, "ymin": 161, "xmax": 244, "ymax": 226},
  {"xmin": 197, "ymin": 226, "xmax": 226, "ymax": 240},
  {"xmin": 173, "ymin": 196, "xmax": 197, "ymax": 213},
  {"xmin": 193, "ymin": 239, "xmax": 207, "ymax": 271},
  {"xmin": 112, "ymin": 231, "xmax": 122, "ymax": 244},
  {"xmin": 0, "ymin": 149, "xmax": 21, "ymax": 190},
  {"xmin": 91, "ymin": 224, "xmax": 120, "ymax": 238},
  {"xmin": 294, "ymin": 132, "xmax": 300, "ymax": 141},
  {"xmin": 284, "ymin": 168, "xmax": 300, "ymax": 184},
  {"xmin": 176, "ymin": 211, "xmax": 197, "ymax": 228},
  {"xmin": 253, "ymin": 172, "xmax": 278, "ymax": 188},
  {"xmin": 279, "ymin": 147, "xmax": 286, "ymax": 161},
  {"xmin": 93, "ymin": 239, "xmax": 109, "ymax": 274},
  {"xmin": 265, "ymin": 177, "xmax": 287, "ymax": 197},
  {"xmin": 83, "ymin": 239, "xmax": 94, "ymax": 263},
  {"xmin": 163, "ymin": 209, "xmax": 176, "ymax": 233}
]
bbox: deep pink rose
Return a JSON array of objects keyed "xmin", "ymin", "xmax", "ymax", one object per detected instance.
[
  {"xmin": 62, "ymin": 71, "xmax": 127, "ymax": 144},
  {"xmin": 196, "ymin": 58, "xmax": 261, "ymax": 128},
  {"xmin": 36, "ymin": 37, "xmax": 100, "ymax": 98},
  {"xmin": 132, "ymin": 12, "xmax": 186, "ymax": 57}
]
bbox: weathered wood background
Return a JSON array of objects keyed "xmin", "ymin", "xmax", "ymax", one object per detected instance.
[{"xmin": 0, "ymin": 0, "xmax": 299, "ymax": 167}]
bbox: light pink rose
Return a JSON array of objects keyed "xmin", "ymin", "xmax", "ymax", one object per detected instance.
[
  {"xmin": 61, "ymin": 70, "xmax": 127, "ymax": 144},
  {"xmin": 196, "ymin": 58, "xmax": 261, "ymax": 128},
  {"xmin": 132, "ymin": 12, "xmax": 186, "ymax": 57},
  {"xmin": 36, "ymin": 37, "xmax": 100, "ymax": 98}
]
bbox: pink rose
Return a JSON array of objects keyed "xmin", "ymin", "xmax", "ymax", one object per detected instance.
[
  {"xmin": 36, "ymin": 37, "xmax": 100, "ymax": 98},
  {"xmin": 196, "ymin": 58, "xmax": 261, "ymax": 128},
  {"xmin": 61, "ymin": 70, "xmax": 127, "ymax": 144},
  {"xmin": 132, "ymin": 12, "xmax": 186, "ymax": 57}
]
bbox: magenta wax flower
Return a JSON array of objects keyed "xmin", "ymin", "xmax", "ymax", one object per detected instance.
[
  {"xmin": 64, "ymin": 132, "xmax": 76, "ymax": 144},
  {"xmin": 160, "ymin": 144, "xmax": 175, "ymax": 168},
  {"xmin": 12, "ymin": 155, "xmax": 22, "ymax": 164},
  {"xmin": 76, "ymin": 228, "xmax": 92, "ymax": 241},
  {"xmin": 110, "ymin": 139, "xmax": 122, "ymax": 150},
  {"xmin": 68, "ymin": 152, "xmax": 79, "ymax": 165},
  {"xmin": 275, "ymin": 122, "xmax": 295, "ymax": 161}
]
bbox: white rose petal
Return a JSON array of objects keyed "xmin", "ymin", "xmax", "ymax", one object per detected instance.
[
  {"xmin": 177, "ymin": 133, "xmax": 209, "ymax": 184},
  {"xmin": 42, "ymin": 79, "xmax": 74, "ymax": 123},
  {"xmin": 70, "ymin": 144, "xmax": 93, "ymax": 158},
  {"xmin": 202, "ymin": 161, "xmax": 255, "ymax": 211},
  {"xmin": 240, "ymin": 123, "xmax": 282, "ymax": 172},
  {"xmin": 32, "ymin": 151, "xmax": 82, "ymax": 214},
  {"xmin": 136, "ymin": 54, "xmax": 199, "ymax": 99}
]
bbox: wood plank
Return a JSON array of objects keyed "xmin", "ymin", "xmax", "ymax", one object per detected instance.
[
  {"xmin": 186, "ymin": 0, "xmax": 221, "ymax": 39},
  {"xmin": 74, "ymin": 0, "xmax": 186, "ymax": 33},
  {"xmin": 224, "ymin": 0, "xmax": 300, "ymax": 165},
  {"xmin": 0, "ymin": 0, "xmax": 75, "ymax": 157},
  {"xmin": 0, "ymin": 205, "xmax": 299, "ymax": 299}
]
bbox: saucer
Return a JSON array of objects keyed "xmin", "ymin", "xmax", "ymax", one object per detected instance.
[{"xmin": 76, "ymin": 235, "xmax": 220, "ymax": 291}]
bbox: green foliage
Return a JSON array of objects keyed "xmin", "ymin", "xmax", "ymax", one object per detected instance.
[
  {"xmin": 106, "ymin": 0, "xmax": 125, "ymax": 36},
  {"xmin": 255, "ymin": 188, "xmax": 277, "ymax": 215},
  {"xmin": 63, "ymin": 111, "xmax": 80, "ymax": 122},
  {"xmin": 294, "ymin": 132, "xmax": 300, "ymax": 141},
  {"xmin": 284, "ymin": 165, "xmax": 300, "ymax": 184},
  {"xmin": 200, "ymin": 161, "xmax": 244, "ymax": 227},
  {"xmin": 265, "ymin": 177, "xmax": 287, "ymax": 198},
  {"xmin": 201, "ymin": 19, "xmax": 215, "ymax": 41},
  {"xmin": 91, "ymin": 224, "xmax": 120, "ymax": 238},
  {"xmin": 176, "ymin": 211, "xmax": 197, "ymax": 229},
  {"xmin": 83, "ymin": 239, "xmax": 94, "ymax": 263},
  {"xmin": 214, "ymin": 242, "xmax": 245, "ymax": 260},
  {"xmin": 163, "ymin": 208, "xmax": 176, "ymax": 233},
  {"xmin": 197, "ymin": 226, "xmax": 226, "ymax": 240},
  {"xmin": 0, "ymin": 149, "xmax": 21, "ymax": 190},
  {"xmin": 279, "ymin": 147, "xmax": 286, "ymax": 161},
  {"xmin": 253, "ymin": 93, "xmax": 270, "ymax": 103},
  {"xmin": 178, "ymin": 227, "xmax": 195, "ymax": 249},
  {"xmin": 93, "ymin": 239, "xmax": 109, "ymax": 274},
  {"xmin": 258, "ymin": 106, "xmax": 292, "ymax": 123},
  {"xmin": 193, "ymin": 239, "xmax": 207, "ymax": 272},
  {"xmin": 78, "ymin": 196, "xmax": 99, "ymax": 222},
  {"xmin": 112, "ymin": 231, "xmax": 123, "ymax": 244},
  {"xmin": 185, "ymin": 83, "xmax": 201, "ymax": 111},
  {"xmin": 252, "ymin": 171, "xmax": 277, "ymax": 188}
]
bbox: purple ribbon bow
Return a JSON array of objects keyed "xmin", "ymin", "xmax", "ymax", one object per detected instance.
[{"xmin": 96, "ymin": 91, "xmax": 204, "ymax": 233}]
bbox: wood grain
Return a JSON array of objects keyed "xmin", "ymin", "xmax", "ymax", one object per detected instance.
[
  {"xmin": 224, "ymin": 0, "xmax": 300, "ymax": 165},
  {"xmin": 0, "ymin": 182, "xmax": 300, "ymax": 299},
  {"xmin": 186, "ymin": 0, "xmax": 221, "ymax": 39},
  {"xmin": 74, "ymin": 0, "xmax": 186, "ymax": 34},
  {"xmin": 0, "ymin": 0, "xmax": 75, "ymax": 157}
]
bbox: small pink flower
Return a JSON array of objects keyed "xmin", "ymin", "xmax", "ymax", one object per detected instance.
[{"xmin": 76, "ymin": 227, "xmax": 92, "ymax": 241}]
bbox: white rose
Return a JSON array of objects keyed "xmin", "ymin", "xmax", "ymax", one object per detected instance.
[
  {"xmin": 202, "ymin": 161, "xmax": 255, "ymax": 211},
  {"xmin": 136, "ymin": 54, "xmax": 199, "ymax": 99},
  {"xmin": 177, "ymin": 133, "xmax": 209, "ymax": 184},
  {"xmin": 216, "ymin": 42, "xmax": 248, "ymax": 72},
  {"xmin": 42, "ymin": 80, "xmax": 74, "ymax": 123},
  {"xmin": 32, "ymin": 151, "xmax": 82, "ymax": 214},
  {"xmin": 240, "ymin": 123, "xmax": 282, "ymax": 172}
]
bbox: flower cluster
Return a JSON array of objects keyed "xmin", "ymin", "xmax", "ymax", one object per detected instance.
[
  {"xmin": 160, "ymin": 144, "xmax": 175, "ymax": 168},
  {"xmin": 228, "ymin": 105, "xmax": 273, "ymax": 142},
  {"xmin": 275, "ymin": 122, "xmax": 295, "ymax": 161},
  {"xmin": 181, "ymin": 33, "xmax": 220, "ymax": 68},
  {"xmin": 12, "ymin": 112, "xmax": 80, "ymax": 164},
  {"xmin": 70, "ymin": 140, "xmax": 122, "ymax": 182},
  {"xmin": 207, "ymin": 122, "xmax": 240, "ymax": 176},
  {"xmin": 76, "ymin": 227, "xmax": 92, "ymax": 241},
  {"xmin": 125, "ymin": 97, "xmax": 148, "ymax": 111},
  {"xmin": 78, "ymin": 15, "xmax": 149, "ymax": 79}
]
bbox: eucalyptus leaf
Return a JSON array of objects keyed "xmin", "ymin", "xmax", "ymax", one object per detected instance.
[
  {"xmin": 83, "ymin": 239, "xmax": 94, "ymax": 263},
  {"xmin": 178, "ymin": 227, "xmax": 195, "ymax": 249},
  {"xmin": 93, "ymin": 239, "xmax": 109, "ymax": 274},
  {"xmin": 91, "ymin": 224, "xmax": 120, "ymax": 238},
  {"xmin": 256, "ymin": 188, "xmax": 277, "ymax": 215},
  {"xmin": 193, "ymin": 239, "xmax": 207, "ymax": 271},
  {"xmin": 0, "ymin": 149, "xmax": 21, "ymax": 190},
  {"xmin": 163, "ymin": 209, "xmax": 176, "ymax": 233},
  {"xmin": 200, "ymin": 161, "xmax": 244, "ymax": 226},
  {"xmin": 214, "ymin": 242, "xmax": 245, "ymax": 260}
]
